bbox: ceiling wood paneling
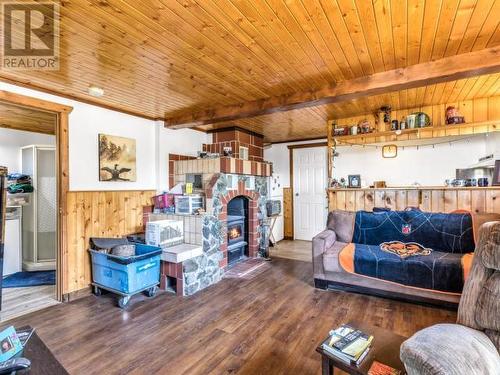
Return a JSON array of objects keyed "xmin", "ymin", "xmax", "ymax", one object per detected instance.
[
  {"xmin": 0, "ymin": 102, "xmax": 56, "ymax": 135},
  {"xmin": 165, "ymin": 48, "xmax": 500, "ymax": 128},
  {"xmin": 0, "ymin": 0, "xmax": 498, "ymax": 142}
]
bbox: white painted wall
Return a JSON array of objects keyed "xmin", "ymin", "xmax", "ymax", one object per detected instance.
[
  {"xmin": 0, "ymin": 82, "xmax": 207, "ymax": 191},
  {"xmin": 333, "ymin": 135, "xmax": 489, "ymax": 187},
  {"xmin": 156, "ymin": 124, "xmax": 209, "ymax": 192},
  {"xmin": 0, "ymin": 128, "xmax": 55, "ymax": 172},
  {"xmin": 265, "ymin": 135, "xmax": 494, "ymax": 240},
  {"xmin": 264, "ymin": 139, "xmax": 326, "ymax": 189}
]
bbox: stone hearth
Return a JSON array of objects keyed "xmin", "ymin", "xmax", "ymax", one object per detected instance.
[{"xmin": 181, "ymin": 173, "xmax": 268, "ymax": 295}]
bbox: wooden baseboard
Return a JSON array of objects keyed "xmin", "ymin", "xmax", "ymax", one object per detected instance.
[{"xmin": 62, "ymin": 286, "xmax": 92, "ymax": 302}]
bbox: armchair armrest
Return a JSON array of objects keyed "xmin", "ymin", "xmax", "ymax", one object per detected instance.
[
  {"xmin": 312, "ymin": 229, "xmax": 337, "ymax": 279},
  {"xmin": 400, "ymin": 324, "xmax": 500, "ymax": 375}
]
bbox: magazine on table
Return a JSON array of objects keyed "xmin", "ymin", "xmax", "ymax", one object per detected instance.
[
  {"xmin": 321, "ymin": 324, "xmax": 373, "ymax": 365},
  {"xmin": 0, "ymin": 326, "xmax": 23, "ymax": 363}
]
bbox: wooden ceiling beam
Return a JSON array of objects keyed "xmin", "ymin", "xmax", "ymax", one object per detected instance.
[{"xmin": 164, "ymin": 47, "xmax": 500, "ymax": 129}]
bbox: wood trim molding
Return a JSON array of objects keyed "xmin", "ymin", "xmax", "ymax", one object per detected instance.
[
  {"xmin": 288, "ymin": 142, "xmax": 329, "ymax": 240},
  {"xmin": 0, "ymin": 90, "xmax": 72, "ymax": 114},
  {"xmin": 289, "ymin": 147, "xmax": 294, "ymax": 240},
  {"xmin": 0, "ymin": 90, "xmax": 73, "ymax": 302},
  {"xmin": 287, "ymin": 142, "xmax": 328, "ymax": 150},
  {"xmin": 268, "ymin": 136, "xmax": 327, "ymax": 145},
  {"xmin": 165, "ymin": 47, "xmax": 500, "ymax": 128}
]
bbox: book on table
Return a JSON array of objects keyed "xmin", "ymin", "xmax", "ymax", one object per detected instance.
[
  {"xmin": 368, "ymin": 360, "xmax": 402, "ymax": 375},
  {"xmin": 321, "ymin": 324, "xmax": 373, "ymax": 366}
]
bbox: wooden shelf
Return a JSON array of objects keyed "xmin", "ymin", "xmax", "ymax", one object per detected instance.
[{"xmin": 332, "ymin": 120, "xmax": 500, "ymax": 144}]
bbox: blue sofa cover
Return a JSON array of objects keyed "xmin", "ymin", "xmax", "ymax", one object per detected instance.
[{"xmin": 350, "ymin": 209, "xmax": 475, "ymax": 293}]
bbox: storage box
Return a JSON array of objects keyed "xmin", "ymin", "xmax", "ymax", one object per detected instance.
[
  {"xmin": 175, "ymin": 195, "xmax": 205, "ymax": 215},
  {"xmin": 6, "ymin": 193, "xmax": 30, "ymax": 207},
  {"xmin": 89, "ymin": 244, "xmax": 161, "ymax": 294},
  {"xmin": 266, "ymin": 199, "xmax": 282, "ymax": 216},
  {"xmin": 153, "ymin": 193, "xmax": 180, "ymax": 210},
  {"xmin": 146, "ymin": 219, "xmax": 184, "ymax": 247}
]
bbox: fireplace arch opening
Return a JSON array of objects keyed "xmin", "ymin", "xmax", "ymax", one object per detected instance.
[{"xmin": 227, "ymin": 195, "xmax": 249, "ymax": 266}]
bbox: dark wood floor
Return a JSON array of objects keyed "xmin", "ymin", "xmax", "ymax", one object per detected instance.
[{"xmin": 5, "ymin": 258, "xmax": 456, "ymax": 374}]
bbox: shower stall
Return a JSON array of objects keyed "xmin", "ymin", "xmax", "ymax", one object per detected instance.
[{"xmin": 21, "ymin": 145, "xmax": 56, "ymax": 271}]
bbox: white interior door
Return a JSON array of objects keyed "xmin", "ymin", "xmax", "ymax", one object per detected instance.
[{"xmin": 293, "ymin": 147, "xmax": 328, "ymax": 241}]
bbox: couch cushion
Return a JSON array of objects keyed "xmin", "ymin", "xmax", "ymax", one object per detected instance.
[
  {"xmin": 327, "ymin": 210, "xmax": 355, "ymax": 243},
  {"xmin": 323, "ymin": 241, "xmax": 349, "ymax": 273},
  {"xmin": 352, "ymin": 243, "xmax": 466, "ymax": 293},
  {"xmin": 400, "ymin": 324, "xmax": 500, "ymax": 375},
  {"xmin": 475, "ymin": 271, "xmax": 500, "ymax": 333},
  {"xmin": 353, "ymin": 210, "xmax": 475, "ymax": 254}
]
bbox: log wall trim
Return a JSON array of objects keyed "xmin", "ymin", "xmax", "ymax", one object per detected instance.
[{"xmin": 328, "ymin": 187, "xmax": 500, "ymax": 214}]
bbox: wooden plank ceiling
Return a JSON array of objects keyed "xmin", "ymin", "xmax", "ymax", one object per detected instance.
[
  {"xmin": 0, "ymin": 0, "xmax": 498, "ymax": 142},
  {"xmin": 0, "ymin": 102, "xmax": 56, "ymax": 135}
]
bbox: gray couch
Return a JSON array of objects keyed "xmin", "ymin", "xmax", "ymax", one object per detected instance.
[
  {"xmin": 400, "ymin": 221, "xmax": 500, "ymax": 375},
  {"xmin": 312, "ymin": 210, "xmax": 500, "ymax": 307}
]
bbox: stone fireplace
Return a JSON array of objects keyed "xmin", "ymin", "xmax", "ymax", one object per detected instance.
[{"xmin": 158, "ymin": 127, "xmax": 272, "ymax": 296}]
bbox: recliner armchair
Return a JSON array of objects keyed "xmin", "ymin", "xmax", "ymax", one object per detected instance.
[{"xmin": 400, "ymin": 221, "xmax": 500, "ymax": 375}]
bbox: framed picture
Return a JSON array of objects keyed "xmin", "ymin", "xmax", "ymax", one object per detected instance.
[
  {"xmin": 348, "ymin": 175, "xmax": 361, "ymax": 188},
  {"xmin": 98, "ymin": 134, "xmax": 136, "ymax": 181},
  {"xmin": 493, "ymin": 160, "xmax": 500, "ymax": 186}
]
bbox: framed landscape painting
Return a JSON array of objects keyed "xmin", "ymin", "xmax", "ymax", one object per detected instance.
[{"xmin": 98, "ymin": 134, "xmax": 136, "ymax": 182}]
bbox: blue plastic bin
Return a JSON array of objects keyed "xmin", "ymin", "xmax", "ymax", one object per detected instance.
[{"xmin": 89, "ymin": 244, "xmax": 161, "ymax": 296}]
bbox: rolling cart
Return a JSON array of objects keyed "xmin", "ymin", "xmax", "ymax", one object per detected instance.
[{"xmin": 89, "ymin": 241, "xmax": 162, "ymax": 308}]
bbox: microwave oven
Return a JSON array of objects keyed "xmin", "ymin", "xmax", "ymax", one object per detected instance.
[{"xmin": 175, "ymin": 195, "xmax": 205, "ymax": 215}]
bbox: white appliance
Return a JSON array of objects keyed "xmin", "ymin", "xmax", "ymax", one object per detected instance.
[
  {"xmin": 174, "ymin": 195, "xmax": 204, "ymax": 215},
  {"xmin": 4, "ymin": 207, "xmax": 22, "ymax": 276},
  {"xmin": 268, "ymin": 173, "xmax": 284, "ymax": 242}
]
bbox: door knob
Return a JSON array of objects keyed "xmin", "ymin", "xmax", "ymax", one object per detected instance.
[{"xmin": 295, "ymin": 193, "xmax": 299, "ymax": 196}]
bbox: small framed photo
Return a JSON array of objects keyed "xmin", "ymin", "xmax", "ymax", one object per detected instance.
[
  {"xmin": 348, "ymin": 175, "xmax": 361, "ymax": 188},
  {"xmin": 493, "ymin": 160, "xmax": 500, "ymax": 186}
]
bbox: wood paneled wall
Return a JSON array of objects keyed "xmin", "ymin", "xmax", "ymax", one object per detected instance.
[
  {"xmin": 64, "ymin": 190, "xmax": 155, "ymax": 294},
  {"xmin": 283, "ymin": 188, "xmax": 293, "ymax": 239},
  {"xmin": 328, "ymin": 188, "xmax": 500, "ymax": 214}
]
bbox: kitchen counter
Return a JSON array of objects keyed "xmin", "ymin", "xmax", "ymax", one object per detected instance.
[
  {"xmin": 328, "ymin": 186, "xmax": 499, "ymax": 191},
  {"xmin": 327, "ymin": 186, "xmax": 500, "ymax": 214}
]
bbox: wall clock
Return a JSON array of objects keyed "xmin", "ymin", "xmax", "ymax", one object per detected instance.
[{"xmin": 382, "ymin": 144, "xmax": 398, "ymax": 158}]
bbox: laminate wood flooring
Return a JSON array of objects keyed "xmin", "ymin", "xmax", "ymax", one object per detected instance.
[
  {"xmin": 1, "ymin": 285, "xmax": 58, "ymax": 323},
  {"xmin": 3, "ymin": 258, "xmax": 456, "ymax": 374},
  {"xmin": 269, "ymin": 240, "xmax": 311, "ymax": 262}
]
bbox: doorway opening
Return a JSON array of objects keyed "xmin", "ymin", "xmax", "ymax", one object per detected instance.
[
  {"xmin": 291, "ymin": 146, "xmax": 328, "ymax": 241},
  {"xmin": 0, "ymin": 93, "xmax": 72, "ymax": 322}
]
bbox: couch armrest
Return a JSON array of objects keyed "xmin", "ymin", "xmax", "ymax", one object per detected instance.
[
  {"xmin": 400, "ymin": 324, "xmax": 500, "ymax": 375},
  {"xmin": 312, "ymin": 229, "xmax": 336, "ymax": 279}
]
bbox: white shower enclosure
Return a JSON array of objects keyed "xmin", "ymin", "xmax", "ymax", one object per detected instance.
[{"xmin": 21, "ymin": 145, "xmax": 56, "ymax": 271}]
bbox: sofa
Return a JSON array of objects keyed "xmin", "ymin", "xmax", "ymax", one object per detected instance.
[
  {"xmin": 312, "ymin": 209, "xmax": 500, "ymax": 307},
  {"xmin": 400, "ymin": 221, "xmax": 500, "ymax": 375}
]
